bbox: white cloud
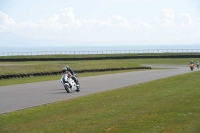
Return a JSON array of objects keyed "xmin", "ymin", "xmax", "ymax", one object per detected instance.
[
  {"xmin": 176, "ymin": 13, "xmax": 193, "ymax": 28},
  {"xmin": 151, "ymin": 9, "xmax": 176, "ymax": 29},
  {"xmin": 0, "ymin": 12, "xmax": 19, "ymax": 32},
  {"xmin": 60, "ymin": 7, "xmax": 75, "ymax": 24},
  {"xmin": 109, "ymin": 15, "xmax": 129, "ymax": 26},
  {"xmin": 159, "ymin": 9, "xmax": 175, "ymax": 21},
  {"xmin": 0, "ymin": 12, "xmax": 15, "ymax": 25},
  {"xmin": 0, "ymin": 8, "xmax": 200, "ymax": 44}
]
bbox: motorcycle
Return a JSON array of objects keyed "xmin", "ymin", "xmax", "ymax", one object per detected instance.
[
  {"xmin": 61, "ymin": 73, "xmax": 80, "ymax": 93},
  {"xmin": 197, "ymin": 63, "xmax": 199, "ymax": 69},
  {"xmin": 190, "ymin": 64, "xmax": 194, "ymax": 71}
]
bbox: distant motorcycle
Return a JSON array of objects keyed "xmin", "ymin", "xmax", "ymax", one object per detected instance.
[
  {"xmin": 190, "ymin": 64, "xmax": 194, "ymax": 71},
  {"xmin": 197, "ymin": 63, "xmax": 199, "ymax": 69},
  {"xmin": 61, "ymin": 73, "xmax": 80, "ymax": 93}
]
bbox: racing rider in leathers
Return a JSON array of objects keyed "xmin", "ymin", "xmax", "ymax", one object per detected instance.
[{"xmin": 62, "ymin": 65, "xmax": 79, "ymax": 87}]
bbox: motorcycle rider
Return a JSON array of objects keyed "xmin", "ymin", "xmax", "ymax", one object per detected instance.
[
  {"xmin": 62, "ymin": 65, "xmax": 79, "ymax": 87},
  {"xmin": 190, "ymin": 60, "xmax": 194, "ymax": 65},
  {"xmin": 197, "ymin": 61, "xmax": 199, "ymax": 69},
  {"xmin": 61, "ymin": 68, "xmax": 71, "ymax": 77}
]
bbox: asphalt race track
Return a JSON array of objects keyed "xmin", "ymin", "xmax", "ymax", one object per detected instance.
[{"xmin": 0, "ymin": 64, "xmax": 198, "ymax": 114}]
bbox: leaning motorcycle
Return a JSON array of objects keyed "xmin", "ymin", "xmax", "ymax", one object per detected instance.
[
  {"xmin": 197, "ymin": 64, "xmax": 199, "ymax": 69},
  {"xmin": 61, "ymin": 74, "xmax": 80, "ymax": 93},
  {"xmin": 190, "ymin": 64, "xmax": 194, "ymax": 71}
]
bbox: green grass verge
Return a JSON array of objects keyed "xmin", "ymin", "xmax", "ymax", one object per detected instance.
[
  {"xmin": 0, "ymin": 69, "xmax": 140, "ymax": 86},
  {"xmin": 0, "ymin": 58, "xmax": 199, "ymax": 75},
  {"xmin": 0, "ymin": 59, "xmax": 141, "ymax": 75},
  {"xmin": 0, "ymin": 71, "xmax": 199, "ymax": 133}
]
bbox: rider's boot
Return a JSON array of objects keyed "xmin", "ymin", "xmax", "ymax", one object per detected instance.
[
  {"xmin": 73, "ymin": 79, "xmax": 79, "ymax": 87},
  {"xmin": 76, "ymin": 80, "xmax": 79, "ymax": 87},
  {"xmin": 72, "ymin": 76, "xmax": 79, "ymax": 87}
]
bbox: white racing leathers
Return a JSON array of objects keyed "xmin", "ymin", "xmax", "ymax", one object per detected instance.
[{"xmin": 61, "ymin": 74, "xmax": 80, "ymax": 93}]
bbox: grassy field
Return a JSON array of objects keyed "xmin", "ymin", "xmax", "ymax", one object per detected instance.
[
  {"xmin": 0, "ymin": 69, "xmax": 199, "ymax": 133},
  {"xmin": 0, "ymin": 58, "xmax": 199, "ymax": 75},
  {"xmin": 0, "ymin": 69, "xmax": 141, "ymax": 86},
  {"xmin": 0, "ymin": 59, "xmax": 140, "ymax": 75},
  {"xmin": 0, "ymin": 58, "xmax": 199, "ymax": 86}
]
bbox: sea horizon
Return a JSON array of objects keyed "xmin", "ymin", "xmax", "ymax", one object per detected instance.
[{"xmin": 1, "ymin": 44, "xmax": 200, "ymax": 53}]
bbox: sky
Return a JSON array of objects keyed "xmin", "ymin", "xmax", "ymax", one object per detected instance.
[{"xmin": 0, "ymin": 0, "xmax": 200, "ymax": 47}]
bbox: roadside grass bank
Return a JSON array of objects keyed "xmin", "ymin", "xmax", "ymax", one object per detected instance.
[
  {"xmin": 0, "ymin": 59, "xmax": 141, "ymax": 75},
  {"xmin": 0, "ymin": 58, "xmax": 198, "ymax": 75},
  {"xmin": 0, "ymin": 66, "xmax": 151, "ymax": 80},
  {"xmin": 0, "ymin": 69, "xmax": 141, "ymax": 86},
  {"xmin": 0, "ymin": 71, "xmax": 199, "ymax": 133}
]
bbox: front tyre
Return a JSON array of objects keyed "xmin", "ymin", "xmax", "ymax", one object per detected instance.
[{"xmin": 65, "ymin": 86, "xmax": 72, "ymax": 93}]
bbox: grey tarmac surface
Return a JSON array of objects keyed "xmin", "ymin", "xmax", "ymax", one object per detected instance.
[{"xmin": 0, "ymin": 64, "xmax": 198, "ymax": 114}]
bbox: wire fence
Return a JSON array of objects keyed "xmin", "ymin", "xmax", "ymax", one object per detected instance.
[{"xmin": 0, "ymin": 49, "xmax": 200, "ymax": 56}]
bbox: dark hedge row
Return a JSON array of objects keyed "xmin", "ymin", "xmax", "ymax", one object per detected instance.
[
  {"xmin": 0, "ymin": 54, "xmax": 200, "ymax": 61},
  {"xmin": 0, "ymin": 67, "xmax": 151, "ymax": 80}
]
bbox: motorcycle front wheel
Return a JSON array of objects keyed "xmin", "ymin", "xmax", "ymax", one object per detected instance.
[{"xmin": 65, "ymin": 86, "xmax": 72, "ymax": 93}]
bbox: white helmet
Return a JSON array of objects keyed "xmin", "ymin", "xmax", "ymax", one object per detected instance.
[{"xmin": 65, "ymin": 65, "xmax": 69, "ymax": 70}]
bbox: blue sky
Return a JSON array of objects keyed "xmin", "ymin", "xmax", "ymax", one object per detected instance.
[{"xmin": 0, "ymin": 0, "xmax": 200, "ymax": 47}]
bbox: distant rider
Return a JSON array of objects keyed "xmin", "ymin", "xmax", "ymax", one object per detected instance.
[
  {"xmin": 197, "ymin": 61, "xmax": 199, "ymax": 69},
  {"xmin": 62, "ymin": 65, "xmax": 79, "ymax": 86},
  {"xmin": 190, "ymin": 60, "xmax": 194, "ymax": 65}
]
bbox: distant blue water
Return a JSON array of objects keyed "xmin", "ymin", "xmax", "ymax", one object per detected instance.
[
  {"xmin": 0, "ymin": 45, "xmax": 200, "ymax": 56},
  {"xmin": 1, "ymin": 45, "xmax": 200, "ymax": 53}
]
